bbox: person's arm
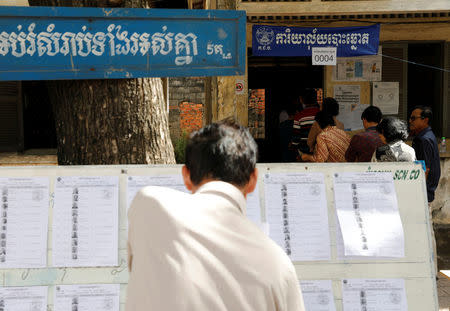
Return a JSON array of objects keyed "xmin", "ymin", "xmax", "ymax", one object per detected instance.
[
  {"xmin": 345, "ymin": 135, "xmax": 359, "ymax": 162},
  {"xmin": 284, "ymin": 269, "xmax": 306, "ymax": 311},
  {"xmin": 127, "ymin": 242, "xmax": 133, "ymax": 272},
  {"xmin": 371, "ymin": 150, "xmax": 378, "ymax": 162},
  {"xmin": 421, "ymin": 139, "xmax": 435, "ymax": 180},
  {"xmin": 303, "ymin": 135, "xmax": 327, "ymax": 162},
  {"xmin": 307, "ymin": 121, "xmax": 320, "ymax": 152}
]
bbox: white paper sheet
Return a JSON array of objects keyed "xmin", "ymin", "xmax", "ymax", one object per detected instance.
[
  {"xmin": 52, "ymin": 176, "xmax": 119, "ymax": 267},
  {"xmin": 127, "ymin": 175, "xmax": 265, "ymax": 229},
  {"xmin": 333, "ymin": 172, "xmax": 404, "ymax": 258},
  {"xmin": 0, "ymin": 177, "xmax": 49, "ymax": 268},
  {"xmin": 334, "ymin": 85, "xmax": 364, "ymax": 131},
  {"xmin": 264, "ymin": 173, "xmax": 330, "ymax": 261},
  {"xmin": 54, "ymin": 284, "xmax": 119, "ymax": 311},
  {"xmin": 373, "ymin": 82, "xmax": 399, "ymax": 115},
  {"xmin": 333, "ymin": 47, "xmax": 382, "ymax": 82},
  {"xmin": 127, "ymin": 175, "xmax": 188, "ymax": 211},
  {"xmin": 300, "ymin": 280, "xmax": 336, "ymax": 311},
  {"xmin": 245, "ymin": 185, "xmax": 267, "ymax": 231},
  {"xmin": 0, "ymin": 286, "xmax": 47, "ymax": 311},
  {"xmin": 342, "ymin": 278, "xmax": 407, "ymax": 311}
]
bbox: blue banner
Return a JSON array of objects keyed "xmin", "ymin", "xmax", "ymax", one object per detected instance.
[
  {"xmin": 0, "ymin": 6, "xmax": 246, "ymax": 81},
  {"xmin": 252, "ymin": 24, "xmax": 380, "ymax": 57}
]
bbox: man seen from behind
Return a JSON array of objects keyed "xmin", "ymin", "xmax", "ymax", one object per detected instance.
[
  {"xmin": 126, "ymin": 120, "xmax": 305, "ymax": 311},
  {"xmin": 345, "ymin": 106, "xmax": 384, "ymax": 162}
]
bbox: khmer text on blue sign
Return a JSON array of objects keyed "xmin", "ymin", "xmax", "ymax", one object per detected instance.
[
  {"xmin": 0, "ymin": 6, "xmax": 246, "ymax": 81},
  {"xmin": 252, "ymin": 24, "xmax": 380, "ymax": 57}
]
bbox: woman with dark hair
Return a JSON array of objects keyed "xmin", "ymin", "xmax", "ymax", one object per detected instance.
[
  {"xmin": 307, "ymin": 97, "xmax": 344, "ymax": 152},
  {"xmin": 300, "ymin": 111, "xmax": 350, "ymax": 162},
  {"xmin": 371, "ymin": 116, "xmax": 416, "ymax": 162}
]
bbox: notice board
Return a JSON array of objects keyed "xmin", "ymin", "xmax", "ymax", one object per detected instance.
[{"xmin": 0, "ymin": 162, "xmax": 438, "ymax": 311}]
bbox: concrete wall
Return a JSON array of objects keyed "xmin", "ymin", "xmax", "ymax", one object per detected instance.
[{"xmin": 433, "ymin": 157, "xmax": 450, "ymax": 269}]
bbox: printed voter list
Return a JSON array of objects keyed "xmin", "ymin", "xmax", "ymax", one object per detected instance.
[
  {"xmin": 52, "ymin": 176, "xmax": 119, "ymax": 267},
  {"xmin": 0, "ymin": 177, "xmax": 49, "ymax": 268},
  {"xmin": 54, "ymin": 284, "xmax": 120, "ymax": 311},
  {"xmin": 300, "ymin": 280, "xmax": 336, "ymax": 311},
  {"xmin": 342, "ymin": 278, "xmax": 407, "ymax": 311},
  {"xmin": 264, "ymin": 172, "xmax": 330, "ymax": 261},
  {"xmin": 0, "ymin": 286, "xmax": 48, "ymax": 311},
  {"xmin": 333, "ymin": 172, "xmax": 404, "ymax": 258}
]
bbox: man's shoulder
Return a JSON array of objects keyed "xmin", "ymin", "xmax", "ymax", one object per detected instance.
[
  {"xmin": 129, "ymin": 186, "xmax": 190, "ymax": 216},
  {"xmin": 294, "ymin": 107, "xmax": 319, "ymax": 120}
]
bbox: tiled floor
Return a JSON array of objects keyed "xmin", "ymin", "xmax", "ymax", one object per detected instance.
[{"xmin": 440, "ymin": 271, "xmax": 450, "ymax": 311}]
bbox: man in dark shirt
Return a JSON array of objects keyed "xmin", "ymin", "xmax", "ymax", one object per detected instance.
[
  {"xmin": 345, "ymin": 106, "xmax": 384, "ymax": 162},
  {"xmin": 409, "ymin": 106, "xmax": 441, "ymax": 203}
]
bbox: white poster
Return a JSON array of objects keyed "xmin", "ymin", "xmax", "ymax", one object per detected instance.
[
  {"xmin": 333, "ymin": 172, "xmax": 404, "ymax": 258},
  {"xmin": 0, "ymin": 286, "xmax": 47, "ymax": 311},
  {"xmin": 54, "ymin": 284, "xmax": 119, "ymax": 311},
  {"xmin": 342, "ymin": 279, "xmax": 408, "ymax": 311},
  {"xmin": 373, "ymin": 82, "xmax": 399, "ymax": 115},
  {"xmin": 300, "ymin": 280, "xmax": 336, "ymax": 311},
  {"xmin": 0, "ymin": 177, "xmax": 49, "ymax": 268},
  {"xmin": 333, "ymin": 47, "xmax": 382, "ymax": 82},
  {"xmin": 264, "ymin": 173, "xmax": 330, "ymax": 261},
  {"xmin": 334, "ymin": 85, "xmax": 365, "ymax": 131},
  {"xmin": 52, "ymin": 176, "xmax": 119, "ymax": 267}
]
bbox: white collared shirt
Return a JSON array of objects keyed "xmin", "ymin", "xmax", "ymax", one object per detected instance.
[{"xmin": 127, "ymin": 181, "xmax": 305, "ymax": 311}]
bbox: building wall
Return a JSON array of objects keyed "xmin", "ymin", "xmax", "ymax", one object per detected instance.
[
  {"xmin": 168, "ymin": 77, "xmax": 206, "ymax": 140},
  {"xmin": 434, "ymin": 157, "xmax": 450, "ymax": 269}
]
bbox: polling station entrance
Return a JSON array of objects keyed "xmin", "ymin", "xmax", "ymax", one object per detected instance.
[
  {"xmin": 248, "ymin": 24, "xmax": 381, "ymax": 162},
  {"xmin": 248, "ymin": 54, "xmax": 323, "ymax": 162}
]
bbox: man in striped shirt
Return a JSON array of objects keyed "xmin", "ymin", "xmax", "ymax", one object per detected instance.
[{"xmin": 291, "ymin": 89, "xmax": 320, "ymax": 154}]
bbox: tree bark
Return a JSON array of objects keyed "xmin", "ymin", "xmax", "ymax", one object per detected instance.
[{"xmin": 29, "ymin": 0, "xmax": 176, "ymax": 165}]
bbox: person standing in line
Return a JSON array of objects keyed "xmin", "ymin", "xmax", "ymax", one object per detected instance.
[
  {"xmin": 345, "ymin": 106, "xmax": 384, "ymax": 162},
  {"xmin": 291, "ymin": 89, "xmax": 320, "ymax": 154},
  {"xmin": 300, "ymin": 111, "xmax": 350, "ymax": 163},
  {"xmin": 409, "ymin": 106, "xmax": 441, "ymax": 203},
  {"xmin": 126, "ymin": 119, "xmax": 305, "ymax": 311},
  {"xmin": 409, "ymin": 106, "xmax": 441, "ymax": 276},
  {"xmin": 371, "ymin": 116, "xmax": 416, "ymax": 162},
  {"xmin": 307, "ymin": 97, "xmax": 344, "ymax": 152}
]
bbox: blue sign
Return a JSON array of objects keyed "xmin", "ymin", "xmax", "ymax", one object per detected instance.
[
  {"xmin": 252, "ymin": 24, "xmax": 380, "ymax": 57},
  {"xmin": 0, "ymin": 6, "xmax": 246, "ymax": 81}
]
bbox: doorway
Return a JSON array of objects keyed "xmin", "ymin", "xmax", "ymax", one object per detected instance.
[
  {"xmin": 407, "ymin": 43, "xmax": 444, "ymax": 136},
  {"xmin": 248, "ymin": 55, "xmax": 323, "ymax": 162}
]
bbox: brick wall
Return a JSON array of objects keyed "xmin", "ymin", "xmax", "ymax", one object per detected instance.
[
  {"xmin": 179, "ymin": 102, "xmax": 203, "ymax": 133},
  {"xmin": 168, "ymin": 77, "xmax": 206, "ymax": 140},
  {"xmin": 248, "ymin": 89, "xmax": 265, "ymax": 139}
]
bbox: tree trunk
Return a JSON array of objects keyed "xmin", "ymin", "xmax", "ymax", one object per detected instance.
[{"xmin": 29, "ymin": 0, "xmax": 176, "ymax": 165}]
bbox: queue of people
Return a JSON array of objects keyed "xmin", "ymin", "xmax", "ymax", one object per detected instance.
[{"xmin": 282, "ymin": 95, "xmax": 441, "ymax": 204}]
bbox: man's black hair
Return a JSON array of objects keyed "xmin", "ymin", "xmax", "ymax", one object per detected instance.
[
  {"xmin": 302, "ymin": 89, "xmax": 318, "ymax": 107},
  {"xmin": 315, "ymin": 111, "xmax": 335, "ymax": 129},
  {"xmin": 361, "ymin": 106, "xmax": 382, "ymax": 123},
  {"xmin": 185, "ymin": 119, "xmax": 258, "ymax": 187},
  {"xmin": 376, "ymin": 116, "xmax": 408, "ymax": 143},
  {"xmin": 413, "ymin": 105, "xmax": 433, "ymax": 123},
  {"xmin": 322, "ymin": 97, "xmax": 340, "ymax": 117}
]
